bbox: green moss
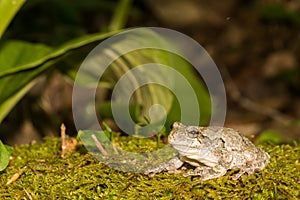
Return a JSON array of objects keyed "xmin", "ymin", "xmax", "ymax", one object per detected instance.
[{"xmin": 0, "ymin": 137, "xmax": 299, "ymax": 199}]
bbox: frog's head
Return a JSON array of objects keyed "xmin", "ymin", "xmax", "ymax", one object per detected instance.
[{"xmin": 168, "ymin": 122, "xmax": 206, "ymax": 156}]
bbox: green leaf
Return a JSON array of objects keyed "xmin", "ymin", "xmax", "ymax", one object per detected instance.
[
  {"xmin": 0, "ymin": 140, "xmax": 11, "ymax": 171},
  {"xmin": 0, "ymin": 40, "xmax": 56, "ymax": 123},
  {"xmin": 0, "ymin": 40, "xmax": 52, "ymax": 77},
  {"xmin": 78, "ymin": 130, "xmax": 109, "ymax": 145},
  {"xmin": 58, "ymin": 29, "xmax": 211, "ymax": 133},
  {"xmin": 0, "ymin": 0, "xmax": 26, "ymax": 38},
  {"xmin": 90, "ymin": 30, "xmax": 209, "ymax": 130},
  {"xmin": 256, "ymin": 130, "xmax": 287, "ymax": 144},
  {"xmin": 0, "ymin": 31, "xmax": 120, "ymax": 78},
  {"xmin": 0, "ymin": 79, "xmax": 36, "ymax": 123},
  {"xmin": 99, "ymin": 101, "xmax": 141, "ymax": 123},
  {"xmin": 0, "ymin": 31, "xmax": 120, "ymax": 123}
]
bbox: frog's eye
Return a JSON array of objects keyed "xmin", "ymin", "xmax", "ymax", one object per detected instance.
[{"xmin": 187, "ymin": 130, "xmax": 199, "ymax": 138}]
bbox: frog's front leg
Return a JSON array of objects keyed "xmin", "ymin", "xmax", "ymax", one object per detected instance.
[
  {"xmin": 145, "ymin": 156, "xmax": 184, "ymax": 176},
  {"xmin": 183, "ymin": 165, "xmax": 227, "ymax": 180}
]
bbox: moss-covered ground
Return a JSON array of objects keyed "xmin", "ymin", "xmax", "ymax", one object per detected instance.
[{"xmin": 0, "ymin": 137, "xmax": 299, "ymax": 199}]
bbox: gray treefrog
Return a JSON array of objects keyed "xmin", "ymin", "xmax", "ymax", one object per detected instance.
[{"xmin": 145, "ymin": 122, "xmax": 270, "ymax": 180}]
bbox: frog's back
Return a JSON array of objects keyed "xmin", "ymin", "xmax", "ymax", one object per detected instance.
[{"xmin": 203, "ymin": 126, "xmax": 255, "ymax": 151}]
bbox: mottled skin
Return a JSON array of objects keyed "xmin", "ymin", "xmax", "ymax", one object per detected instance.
[{"xmin": 145, "ymin": 122, "xmax": 270, "ymax": 180}]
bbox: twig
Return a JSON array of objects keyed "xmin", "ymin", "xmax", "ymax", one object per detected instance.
[
  {"xmin": 61, "ymin": 123, "xmax": 66, "ymax": 158},
  {"xmin": 91, "ymin": 134, "xmax": 108, "ymax": 156},
  {"xmin": 222, "ymin": 67, "xmax": 292, "ymax": 125},
  {"xmin": 6, "ymin": 166, "xmax": 26, "ymax": 185},
  {"xmin": 112, "ymin": 143, "xmax": 120, "ymax": 155},
  {"xmin": 24, "ymin": 188, "xmax": 33, "ymax": 200}
]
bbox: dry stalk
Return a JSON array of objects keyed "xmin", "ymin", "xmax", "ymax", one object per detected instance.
[
  {"xmin": 61, "ymin": 123, "xmax": 67, "ymax": 158},
  {"xmin": 91, "ymin": 134, "xmax": 108, "ymax": 156},
  {"xmin": 6, "ymin": 166, "xmax": 27, "ymax": 185}
]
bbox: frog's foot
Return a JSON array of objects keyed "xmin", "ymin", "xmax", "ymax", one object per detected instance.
[
  {"xmin": 183, "ymin": 166, "xmax": 227, "ymax": 181},
  {"xmin": 144, "ymin": 164, "xmax": 167, "ymax": 177},
  {"xmin": 144, "ymin": 157, "xmax": 184, "ymax": 177},
  {"xmin": 232, "ymin": 166, "xmax": 257, "ymax": 180},
  {"xmin": 232, "ymin": 171, "xmax": 245, "ymax": 180},
  {"xmin": 167, "ymin": 169, "xmax": 184, "ymax": 174}
]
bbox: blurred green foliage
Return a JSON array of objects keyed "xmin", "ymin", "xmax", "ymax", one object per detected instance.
[
  {"xmin": 0, "ymin": 0, "xmax": 211, "ymax": 144},
  {"xmin": 259, "ymin": 3, "xmax": 300, "ymax": 25},
  {"xmin": 256, "ymin": 130, "xmax": 287, "ymax": 145}
]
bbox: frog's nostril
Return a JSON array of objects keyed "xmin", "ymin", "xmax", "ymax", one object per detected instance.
[{"xmin": 171, "ymin": 122, "xmax": 181, "ymax": 129}]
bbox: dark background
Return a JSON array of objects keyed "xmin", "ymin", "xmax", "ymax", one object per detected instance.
[{"xmin": 2, "ymin": 0, "xmax": 300, "ymax": 144}]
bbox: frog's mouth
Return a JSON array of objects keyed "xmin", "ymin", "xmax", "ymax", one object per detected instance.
[
  {"xmin": 170, "ymin": 142, "xmax": 206, "ymax": 156},
  {"xmin": 171, "ymin": 144, "xmax": 219, "ymax": 167},
  {"xmin": 169, "ymin": 137, "xmax": 200, "ymax": 149}
]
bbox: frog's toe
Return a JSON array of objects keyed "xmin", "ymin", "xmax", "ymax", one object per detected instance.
[
  {"xmin": 231, "ymin": 169, "xmax": 250, "ymax": 180},
  {"xmin": 144, "ymin": 169, "xmax": 157, "ymax": 176},
  {"xmin": 144, "ymin": 166, "xmax": 165, "ymax": 176},
  {"xmin": 182, "ymin": 168, "xmax": 204, "ymax": 177},
  {"xmin": 232, "ymin": 172, "xmax": 244, "ymax": 180}
]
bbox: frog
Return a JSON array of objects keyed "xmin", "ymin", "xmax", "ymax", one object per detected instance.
[{"xmin": 145, "ymin": 122, "xmax": 270, "ymax": 180}]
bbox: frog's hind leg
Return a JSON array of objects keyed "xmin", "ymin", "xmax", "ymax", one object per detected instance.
[
  {"xmin": 232, "ymin": 161, "xmax": 267, "ymax": 180},
  {"xmin": 232, "ymin": 162, "xmax": 262, "ymax": 180}
]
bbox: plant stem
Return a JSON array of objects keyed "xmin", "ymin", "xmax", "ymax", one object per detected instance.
[{"xmin": 108, "ymin": 0, "xmax": 133, "ymax": 31}]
